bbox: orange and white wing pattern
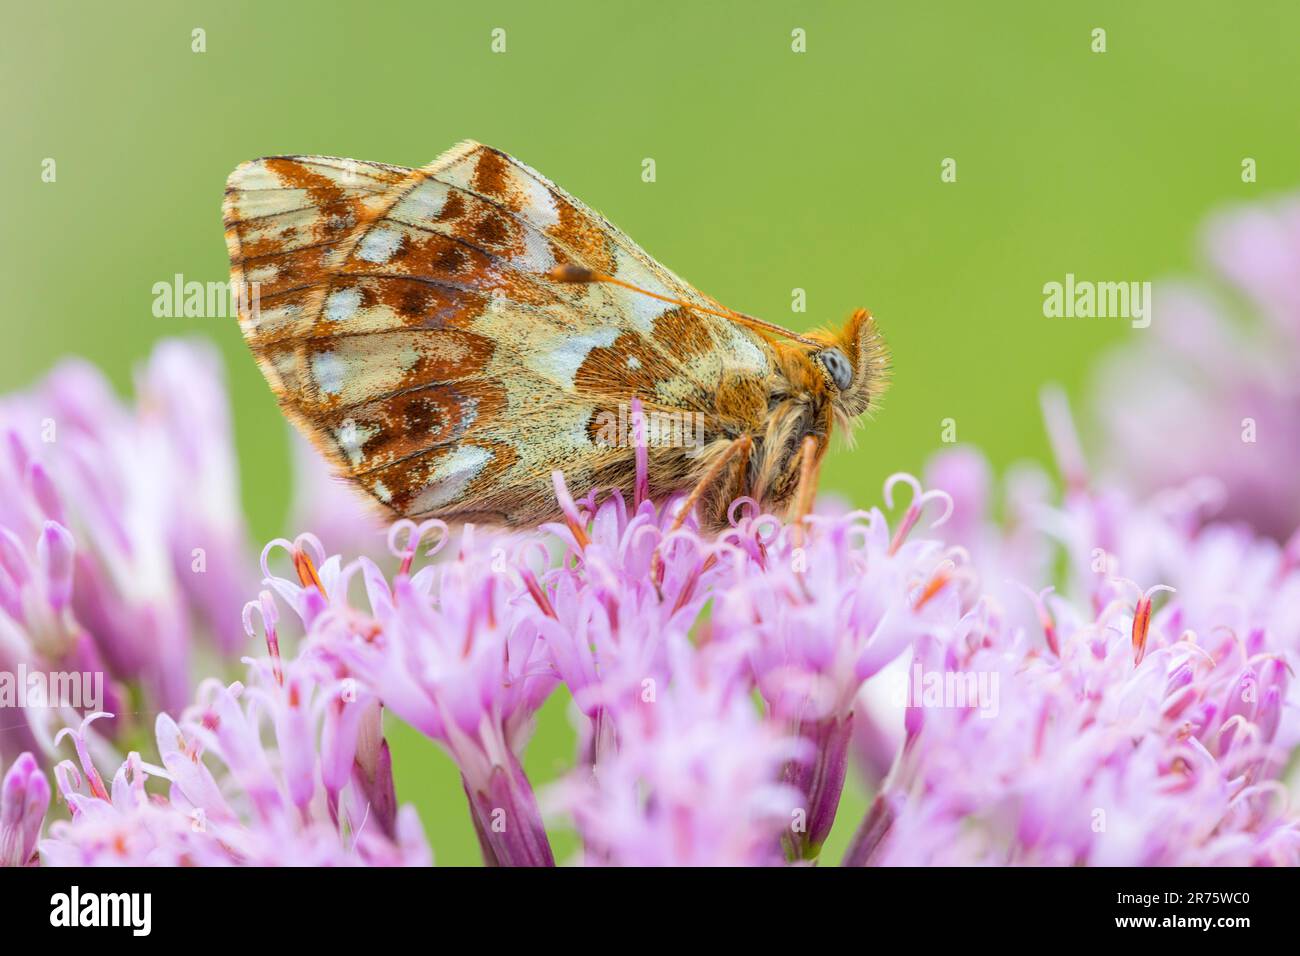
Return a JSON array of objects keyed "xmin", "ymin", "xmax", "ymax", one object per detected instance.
[{"xmin": 224, "ymin": 141, "xmax": 776, "ymax": 523}]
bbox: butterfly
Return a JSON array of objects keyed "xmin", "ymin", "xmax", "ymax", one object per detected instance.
[{"xmin": 223, "ymin": 140, "xmax": 888, "ymax": 535}]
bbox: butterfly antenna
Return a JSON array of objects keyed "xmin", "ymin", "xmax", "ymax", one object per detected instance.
[{"xmin": 548, "ymin": 264, "xmax": 821, "ymax": 347}]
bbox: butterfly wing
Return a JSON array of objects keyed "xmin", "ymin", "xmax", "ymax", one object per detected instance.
[{"xmin": 224, "ymin": 141, "xmax": 775, "ymax": 523}]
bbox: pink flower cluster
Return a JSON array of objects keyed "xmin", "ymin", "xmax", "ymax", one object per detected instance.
[
  {"xmin": 851, "ymin": 441, "xmax": 1300, "ymax": 865},
  {"xmin": 0, "ymin": 342, "xmax": 257, "ymax": 759},
  {"xmin": 1, "ymin": 194, "xmax": 1298, "ymax": 867},
  {"xmin": 22, "ymin": 415, "xmax": 1296, "ymax": 866},
  {"xmin": 1094, "ymin": 193, "xmax": 1300, "ymax": 539}
]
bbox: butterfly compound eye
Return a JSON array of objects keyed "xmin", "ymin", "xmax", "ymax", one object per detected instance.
[{"xmin": 816, "ymin": 347, "xmax": 853, "ymax": 391}]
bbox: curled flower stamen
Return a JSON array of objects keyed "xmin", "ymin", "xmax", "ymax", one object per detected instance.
[
  {"xmin": 883, "ymin": 473, "xmax": 953, "ymax": 556},
  {"xmin": 719, "ymin": 511, "xmax": 779, "ymax": 568},
  {"xmin": 387, "ymin": 518, "xmax": 450, "ymax": 575},
  {"xmin": 751, "ymin": 514, "xmax": 783, "ymax": 547},
  {"xmin": 839, "ymin": 513, "xmax": 876, "ymax": 553},
  {"xmin": 727, "ymin": 496, "xmax": 761, "ymax": 529},
  {"xmin": 243, "ymin": 590, "xmax": 283, "ymax": 685},
  {"xmin": 53, "ymin": 711, "xmax": 114, "ymax": 802},
  {"xmin": 386, "ymin": 519, "xmax": 418, "ymax": 564},
  {"xmin": 262, "ymin": 533, "xmax": 329, "ymax": 598}
]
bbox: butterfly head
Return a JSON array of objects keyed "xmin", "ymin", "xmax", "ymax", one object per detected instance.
[
  {"xmin": 745, "ymin": 309, "xmax": 888, "ymax": 515},
  {"xmin": 805, "ymin": 308, "xmax": 890, "ymax": 429}
]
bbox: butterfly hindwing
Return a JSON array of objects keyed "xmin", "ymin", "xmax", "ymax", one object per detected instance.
[{"xmin": 224, "ymin": 142, "xmax": 776, "ymax": 522}]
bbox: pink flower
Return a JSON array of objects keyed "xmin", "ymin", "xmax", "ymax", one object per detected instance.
[
  {"xmin": 709, "ymin": 479, "xmax": 960, "ymax": 860},
  {"xmin": 304, "ymin": 521, "xmax": 559, "ymax": 866},
  {"xmin": 9, "ymin": 184, "xmax": 1300, "ymax": 875},
  {"xmin": 533, "ymin": 465, "xmax": 732, "ymax": 766},
  {"xmin": 0, "ymin": 341, "xmax": 256, "ymax": 760},
  {"xmin": 549, "ymin": 636, "xmax": 805, "ymax": 866},
  {"xmin": 1093, "ymin": 193, "xmax": 1300, "ymax": 540},
  {"xmin": 39, "ymin": 647, "xmax": 430, "ymax": 866},
  {"xmin": 0, "ymin": 516, "xmax": 123, "ymax": 758},
  {"xmin": 852, "ymin": 426, "xmax": 1300, "ymax": 866},
  {"xmin": 1, "ymin": 752, "xmax": 49, "ymax": 866},
  {"xmin": 136, "ymin": 342, "xmax": 259, "ymax": 657}
]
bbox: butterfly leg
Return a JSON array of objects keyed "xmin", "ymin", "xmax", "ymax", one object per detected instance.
[
  {"xmin": 789, "ymin": 434, "xmax": 821, "ymax": 547},
  {"xmin": 651, "ymin": 434, "xmax": 753, "ymax": 589}
]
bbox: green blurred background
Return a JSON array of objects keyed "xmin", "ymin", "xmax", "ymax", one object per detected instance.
[{"xmin": 4, "ymin": 1, "xmax": 1298, "ymax": 864}]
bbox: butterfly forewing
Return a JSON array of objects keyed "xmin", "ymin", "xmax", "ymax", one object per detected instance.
[{"xmin": 224, "ymin": 141, "xmax": 776, "ymax": 523}]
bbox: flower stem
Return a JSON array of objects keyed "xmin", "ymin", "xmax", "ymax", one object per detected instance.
[
  {"xmin": 461, "ymin": 751, "xmax": 554, "ymax": 867},
  {"xmin": 782, "ymin": 713, "xmax": 853, "ymax": 862},
  {"xmin": 843, "ymin": 793, "xmax": 895, "ymax": 867}
]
